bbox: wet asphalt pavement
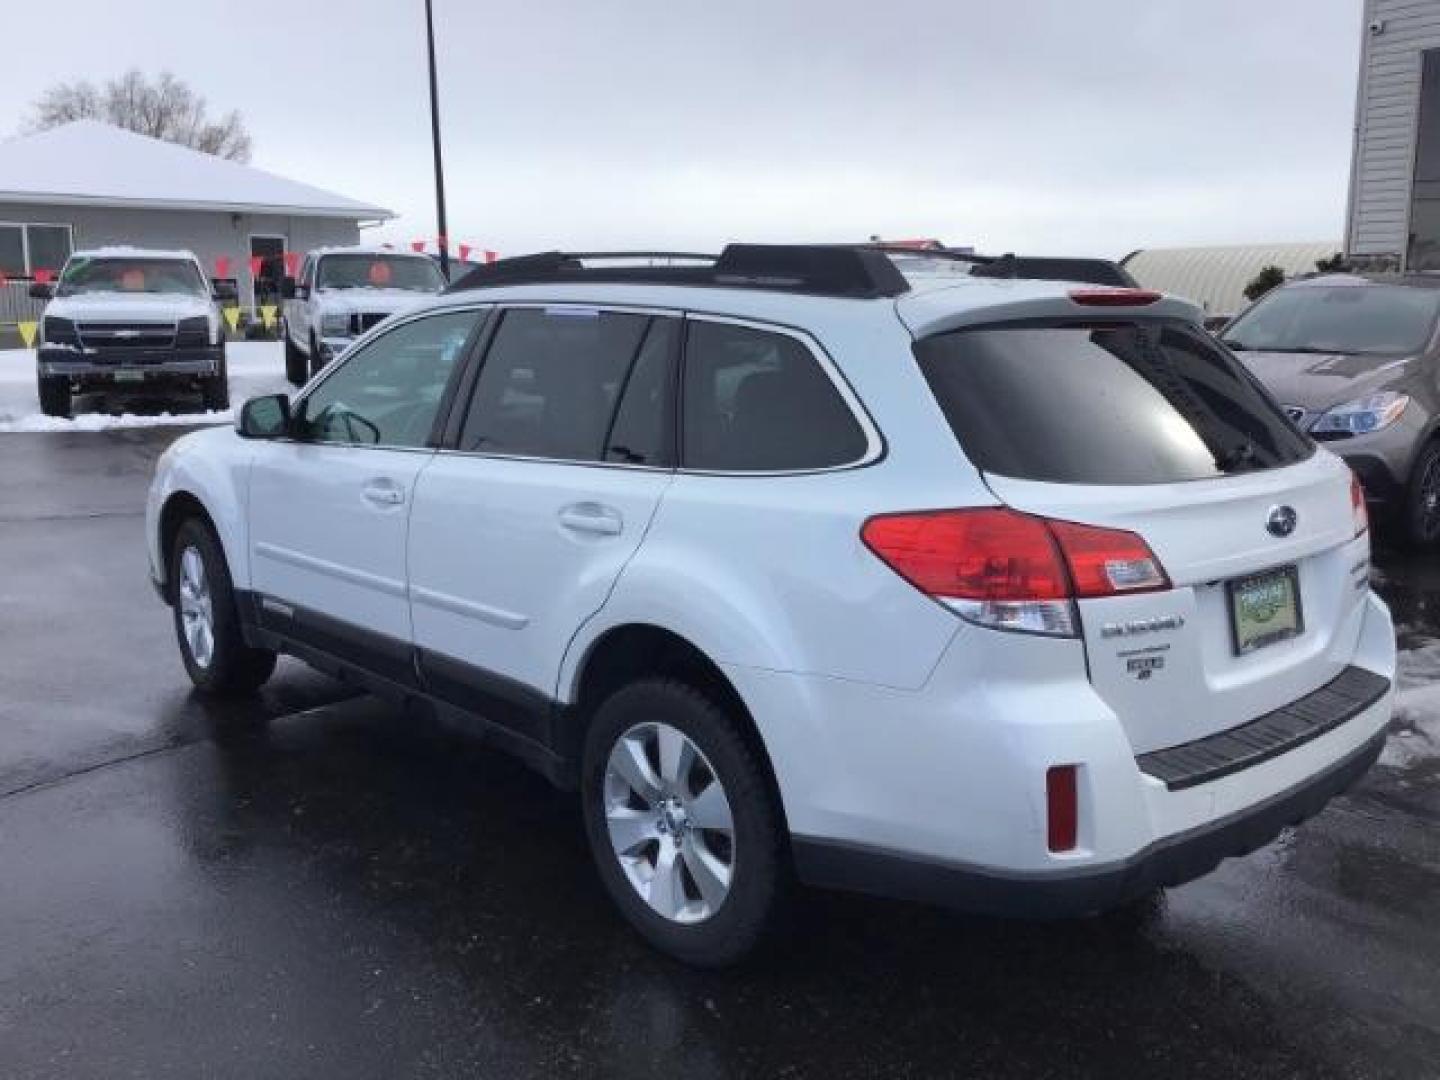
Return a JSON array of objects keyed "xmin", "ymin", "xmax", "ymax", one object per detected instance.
[{"xmin": 2, "ymin": 427, "xmax": 1439, "ymax": 1079}]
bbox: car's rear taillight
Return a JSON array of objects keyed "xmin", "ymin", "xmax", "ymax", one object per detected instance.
[
  {"xmin": 860, "ymin": 508, "xmax": 1169, "ymax": 636},
  {"xmin": 1351, "ymin": 472, "xmax": 1368, "ymax": 537}
]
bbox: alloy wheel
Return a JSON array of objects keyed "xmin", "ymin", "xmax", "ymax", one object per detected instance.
[
  {"xmin": 1421, "ymin": 454, "xmax": 1440, "ymax": 541},
  {"xmin": 177, "ymin": 546, "xmax": 215, "ymax": 669},
  {"xmin": 603, "ymin": 721, "xmax": 736, "ymax": 924}
]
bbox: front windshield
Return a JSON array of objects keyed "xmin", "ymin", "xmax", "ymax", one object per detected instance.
[
  {"xmin": 1224, "ymin": 283, "xmax": 1440, "ymax": 357},
  {"xmin": 57, "ymin": 257, "xmax": 207, "ymax": 298},
  {"xmin": 317, "ymin": 255, "xmax": 444, "ymax": 292}
]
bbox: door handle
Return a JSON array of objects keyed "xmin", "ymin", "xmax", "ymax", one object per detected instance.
[
  {"xmin": 558, "ymin": 502, "xmax": 623, "ymax": 536},
  {"xmin": 361, "ymin": 478, "xmax": 406, "ymax": 507}
]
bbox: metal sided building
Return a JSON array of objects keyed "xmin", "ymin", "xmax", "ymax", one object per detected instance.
[{"xmin": 1347, "ymin": 0, "xmax": 1440, "ymax": 269}]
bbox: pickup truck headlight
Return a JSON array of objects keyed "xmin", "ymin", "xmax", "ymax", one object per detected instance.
[
  {"xmin": 320, "ymin": 311, "xmax": 353, "ymax": 337},
  {"xmin": 42, "ymin": 316, "xmax": 78, "ymax": 347},
  {"xmin": 1310, "ymin": 392, "xmax": 1410, "ymax": 438}
]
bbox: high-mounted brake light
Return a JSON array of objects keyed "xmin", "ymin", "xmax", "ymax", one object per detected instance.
[
  {"xmin": 1351, "ymin": 472, "xmax": 1368, "ymax": 537},
  {"xmin": 1068, "ymin": 287, "xmax": 1163, "ymax": 307},
  {"xmin": 860, "ymin": 508, "xmax": 1169, "ymax": 636}
]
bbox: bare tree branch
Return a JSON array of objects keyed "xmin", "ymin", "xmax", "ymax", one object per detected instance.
[{"xmin": 23, "ymin": 69, "xmax": 252, "ymax": 162}]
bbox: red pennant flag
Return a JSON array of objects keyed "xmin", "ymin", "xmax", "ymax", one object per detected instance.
[
  {"xmin": 458, "ymin": 244, "xmax": 472, "ymax": 263},
  {"xmin": 410, "ymin": 240, "xmax": 426, "ymax": 253},
  {"xmin": 214, "ymin": 255, "xmax": 231, "ymax": 278},
  {"xmin": 484, "ymin": 250, "xmax": 498, "ymax": 264},
  {"xmin": 0, "ymin": 271, "xmax": 7, "ymax": 289},
  {"xmin": 282, "ymin": 251, "xmax": 300, "ymax": 277},
  {"xmin": 33, "ymin": 268, "xmax": 53, "ymax": 283},
  {"xmin": 248, "ymin": 255, "xmax": 264, "ymax": 277}
]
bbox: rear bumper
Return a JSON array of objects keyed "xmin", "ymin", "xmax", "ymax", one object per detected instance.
[
  {"xmin": 793, "ymin": 726, "xmax": 1385, "ymax": 917},
  {"xmin": 39, "ymin": 346, "xmax": 223, "ymax": 379}
]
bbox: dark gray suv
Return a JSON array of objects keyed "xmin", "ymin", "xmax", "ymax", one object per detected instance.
[{"xmin": 1223, "ymin": 273, "xmax": 1440, "ymax": 545}]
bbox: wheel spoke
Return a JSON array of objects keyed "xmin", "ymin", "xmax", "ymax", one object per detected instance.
[
  {"xmin": 687, "ymin": 780, "xmax": 733, "ymax": 833},
  {"xmin": 647, "ymin": 842, "xmax": 685, "ymax": 919},
  {"xmin": 657, "ymin": 724, "xmax": 695, "ymax": 789},
  {"xmin": 682, "ymin": 837, "xmax": 732, "ymax": 913},
  {"xmin": 606, "ymin": 807, "xmax": 658, "ymax": 856},
  {"xmin": 611, "ymin": 734, "xmax": 662, "ymax": 802}
]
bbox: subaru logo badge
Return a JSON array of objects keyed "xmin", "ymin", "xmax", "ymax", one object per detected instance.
[{"xmin": 1266, "ymin": 505, "xmax": 1298, "ymax": 538}]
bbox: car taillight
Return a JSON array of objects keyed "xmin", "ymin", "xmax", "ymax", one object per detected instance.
[
  {"xmin": 860, "ymin": 508, "xmax": 1169, "ymax": 636},
  {"xmin": 1351, "ymin": 472, "xmax": 1368, "ymax": 537}
]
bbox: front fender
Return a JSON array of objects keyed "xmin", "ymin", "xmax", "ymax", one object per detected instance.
[{"xmin": 147, "ymin": 427, "xmax": 256, "ymax": 592}]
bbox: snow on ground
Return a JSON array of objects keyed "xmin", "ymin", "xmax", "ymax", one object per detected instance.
[
  {"xmin": 1384, "ymin": 637, "xmax": 1440, "ymax": 768},
  {"xmin": 0, "ymin": 342, "xmax": 291, "ymax": 433}
]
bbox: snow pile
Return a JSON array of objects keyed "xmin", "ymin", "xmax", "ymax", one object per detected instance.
[
  {"xmin": 1382, "ymin": 638, "xmax": 1440, "ymax": 768},
  {"xmin": 0, "ymin": 341, "xmax": 291, "ymax": 433}
]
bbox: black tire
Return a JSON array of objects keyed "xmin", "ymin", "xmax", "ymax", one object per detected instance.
[
  {"xmin": 201, "ymin": 355, "xmax": 230, "ymax": 412},
  {"xmin": 581, "ymin": 678, "xmax": 788, "ymax": 967},
  {"xmin": 37, "ymin": 375, "xmax": 72, "ymax": 418},
  {"xmin": 284, "ymin": 324, "xmax": 308, "ymax": 387},
  {"xmin": 169, "ymin": 518, "xmax": 277, "ymax": 695},
  {"xmin": 309, "ymin": 333, "xmax": 326, "ymax": 380},
  {"xmin": 1402, "ymin": 441, "xmax": 1440, "ymax": 548}
]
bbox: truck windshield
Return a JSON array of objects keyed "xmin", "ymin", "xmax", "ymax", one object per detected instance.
[
  {"xmin": 1223, "ymin": 283, "xmax": 1440, "ymax": 357},
  {"xmin": 317, "ymin": 255, "xmax": 444, "ymax": 292},
  {"xmin": 57, "ymin": 257, "xmax": 208, "ymax": 297}
]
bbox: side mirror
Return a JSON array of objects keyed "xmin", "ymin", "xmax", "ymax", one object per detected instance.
[
  {"xmin": 28, "ymin": 282, "xmax": 54, "ymax": 301},
  {"xmin": 281, "ymin": 276, "xmax": 301, "ymax": 300},
  {"xmin": 211, "ymin": 278, "xmax": 239, "ymax": 302},
  {"xmin": 236, "ymin": 393, "xmax": 292, "ymax": 439}
]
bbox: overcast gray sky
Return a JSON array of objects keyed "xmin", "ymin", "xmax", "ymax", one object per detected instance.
[{"xmin": 1, "ymin": 0, "xmax": 1363, "ymax": 258}]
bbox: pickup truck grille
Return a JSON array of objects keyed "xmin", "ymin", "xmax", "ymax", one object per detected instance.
[{"xmin": 78, "ymin": 322, "xmax": 176, "ymax": 350}]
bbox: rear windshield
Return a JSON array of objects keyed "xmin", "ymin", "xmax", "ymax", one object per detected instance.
[
  {"xmin": 1222, "ymin": 283, "xmax": 1440, "ymax": 357},
  {"xmin": 915, "ymin": 321, "xmax": 1312, "ymax": 485}
]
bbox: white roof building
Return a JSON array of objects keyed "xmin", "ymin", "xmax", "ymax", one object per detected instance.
[{"xmin": 0, "ymin": 121, "xmax": 394, "ymax": 325}]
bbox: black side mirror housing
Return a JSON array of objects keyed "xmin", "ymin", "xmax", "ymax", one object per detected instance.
[
  {"xmin": 281, "ymin": 276, "xmax": 300, "ymax": 300},
  {"xmin": 236, "ymin": 393, "xmax": 292, "ymax": 439},
  {"xmin": 28, "ymin": 282, "xmax": 54, "ymax": 301},
  {"xmin": 212, "ymin": 278, "xmax": 239, "ymax": 302}
]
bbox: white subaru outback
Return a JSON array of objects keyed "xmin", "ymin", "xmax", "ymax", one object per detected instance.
[{"xmin": 145, "ymin": 245, "xmax": 1396, "ymax": 966}]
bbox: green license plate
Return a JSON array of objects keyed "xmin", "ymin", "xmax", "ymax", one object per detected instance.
[
  {"xmin": 1227, "ymin": 566, "xmax": 1303, "ymax": 655},
  {"xmin": 112, "ymin": 370, "xmax": 145, "ymax": 383}
]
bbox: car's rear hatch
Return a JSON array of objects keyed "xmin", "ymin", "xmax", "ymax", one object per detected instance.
[{"xmin": 907, "ymin": 296, "xmax": 1369, "ymax": 755}]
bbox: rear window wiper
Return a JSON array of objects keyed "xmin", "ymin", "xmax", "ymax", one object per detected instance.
[{"xmin": 1214, "ymin": 440, "xmax": 1259, "ymax": 472}]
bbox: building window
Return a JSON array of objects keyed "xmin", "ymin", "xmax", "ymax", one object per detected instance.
[
  {"xmin": 0, "ymin": 222, "xmax": 74, "ymax": 277},
  {"xmin": 1409, "ymin": 50, "xmax": 1440, "ymax": 270}
]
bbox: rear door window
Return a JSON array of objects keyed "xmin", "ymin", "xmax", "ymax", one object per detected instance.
[
  {"xmin": 457, "ymin": 307, "xmax": 653, "ymax": 461},
  {"xmin": 915, "ymin": 321, "xmax": 1312, "ymax": 485},
  {"xmin": 682, "ymin": 320, "xmax": 868, "ymax": 471}
]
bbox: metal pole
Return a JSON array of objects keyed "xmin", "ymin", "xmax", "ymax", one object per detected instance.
[{"xmin": 425, "ymin": 0, "xmax": 450, "ymax": 280}]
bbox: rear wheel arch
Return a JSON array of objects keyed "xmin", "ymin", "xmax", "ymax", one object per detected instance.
[{"xmin": 568, "ymin": 624, "xmax": 787, "ymax": 829}]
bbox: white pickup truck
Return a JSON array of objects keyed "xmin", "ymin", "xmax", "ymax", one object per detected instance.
[
  {"xmin": 281, "ymin": 247, "xmax": 446, "ymax": 385},
  {"xmin": 32, "ymin": 247, "xmax": 234, "ymax": 418}
]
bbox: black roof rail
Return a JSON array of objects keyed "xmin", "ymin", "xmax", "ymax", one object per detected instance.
[{"xmin": 445, "ymin": 244, "xmax": 912, "ymax": 299}]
